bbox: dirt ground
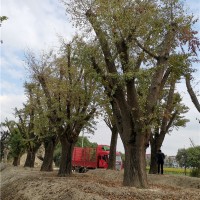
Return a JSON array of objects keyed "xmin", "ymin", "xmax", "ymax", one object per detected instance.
[{"xmin": 1, "ymin": 163, "xmax": 200, "ymax": 200}]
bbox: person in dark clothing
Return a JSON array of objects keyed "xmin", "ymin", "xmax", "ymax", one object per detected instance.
[{"xmin": 156, "ymin": 149, "xmax": 165, "ymax": 174}]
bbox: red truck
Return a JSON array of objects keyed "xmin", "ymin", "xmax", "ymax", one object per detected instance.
[{"xmin": 72, "ymin": 145, "xmax": 123, "ymax": 172}]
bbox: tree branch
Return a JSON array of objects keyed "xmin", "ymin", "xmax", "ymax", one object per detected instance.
[
  {"xmin": 185, "ymin": 74, "xmax": 200, "ymax": 112},
  {"xmin": 134, "ymin": 38, "xmax": 159, "ymax": 60},
  {"xmin": 86, "ymin": 9, "xmax": 117, "ymax": 74}
]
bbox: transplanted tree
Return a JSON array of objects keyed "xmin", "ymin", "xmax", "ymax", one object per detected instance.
[
  {"xmin": 28, "ymin": 82, "xmax": 58, "ymax": 171},
  {"xmin": 0, "ymin": 125, "xmax": 10, "ymax": 162},
  {"xmin": 149, "ymin": 80, "xmax": 189, "ymax": 173},
  {"xmin": 64, "ymin": 0, "xmax": 200, "ymax": 187},
  {"xmin": 8, "ymin": 127, "xmax": 25, "ymax": 166},
  {"xmin": 26, "ymin": 37, "xmax": 102, "ymax": 176},
  {"xmin": 1, "ymin": 120, "xmax": 26, "ymax": 166},
  {"xmin": 15, "ymin": 83, "xmax": 42, "ymax": 168},
  {"xmin": 40, "ymin": 135, "xmax": 58, "ymax": 171},
  {"xmin": 103, "ymin": 104, "xmax": 118, "ymax": 170}
]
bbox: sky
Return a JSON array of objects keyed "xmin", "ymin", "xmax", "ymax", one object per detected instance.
[{"xmin": 1, "ymin": 0, "xmax": 200, "ymax": 156}]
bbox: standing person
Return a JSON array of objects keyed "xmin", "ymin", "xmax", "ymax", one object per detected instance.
[{"xmin": 156, "ymin": 149, "xmax": 165, "ymax": 174}]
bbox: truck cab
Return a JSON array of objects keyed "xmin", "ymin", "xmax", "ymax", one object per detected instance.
[
  {"xmin": 97, "ymin": 145, "xmax": 123, "ymax": 170},
  {"xmin": 97, "ymin": 145, "xmax": 110, "ymax": 168}
]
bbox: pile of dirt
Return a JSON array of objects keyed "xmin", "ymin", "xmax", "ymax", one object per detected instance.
[{"xmin": 1, "ymin": 165, "xmax": 200, "ymax": 200}]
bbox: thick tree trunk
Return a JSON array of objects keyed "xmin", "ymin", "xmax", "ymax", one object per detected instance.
[
  {"xmin": 123, "ymin": 134, "xmax": 148, "ymax": 188},
  {"xmin": 13, "ymin": 156, "xmax": 20, "ymax": 166},
  {"xmin": 86, "ymin": 9, "xmax": 148, "ymax": 187},
  {"xmin": 149, "ymin": 141, "xmax": 159, "ymax": 174},
  {"xmin": 24, "ymin": 150, "xmax": 36, "ymax": 167},
  {"xmin": 58, "ymin": 135, "xmax": 75, "ymax": 176},
  {"xmin": 108, "ymin": 127, "xmax": 118, "ymax": 170},
  {"xmin": 24, "ymin": 143, "xmax": 40, "ymax": 168},
  {"xmin": 40, "ymin": 137, "xmax": 57, "ymax": 171}
]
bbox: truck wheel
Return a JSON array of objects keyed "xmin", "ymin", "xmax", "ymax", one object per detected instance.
[
  {"xmin": 79, "ymin": 167, "xmax": 87, "ymax": 173},
  {"xmin": 72, "ymin": 167, "xmax": 75, "ymax": 173}
]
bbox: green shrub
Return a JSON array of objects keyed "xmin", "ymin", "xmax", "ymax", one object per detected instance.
[{"xmin": 190, "ymin": 168, "xmax": 200, "ymax": 178}]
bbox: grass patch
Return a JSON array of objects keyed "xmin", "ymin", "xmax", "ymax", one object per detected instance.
[
  {"xmin": 146, "ymin": 166, "xmax": 191, "ymax": 176},
  {"xmin": 164, "ymin": 167, "xmax": 190, "ymax": 175}
]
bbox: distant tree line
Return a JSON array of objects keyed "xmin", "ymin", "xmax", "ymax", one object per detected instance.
[{"xmin": 176, "ymin": 146, "xmax": 200, "ymax": 177}]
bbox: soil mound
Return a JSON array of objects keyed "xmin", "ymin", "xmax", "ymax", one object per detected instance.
[{"xmin": 1, "ymin": 165, "xmax": 200, "ymax": 200}]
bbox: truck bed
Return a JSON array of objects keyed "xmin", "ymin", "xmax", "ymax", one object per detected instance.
[{"xmin": 72, "ymin": 147, "xmax": 97, "ymax": 169}]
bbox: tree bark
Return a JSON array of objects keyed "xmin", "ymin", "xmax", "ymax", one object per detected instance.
[
  {"xmin": 24, "ymin": 144, "xmax": 40, "ymax": 168},
  {"xmin": 40, "ymin": 137, "xmax": 57, "ymax": 171},
  {"xmin": 123, "ymin": 134, "xmax": 147, "ymax": 188},
  {"xmin": 149, "ymin": 138, "xmax": 160, "ymax": 174},
  {"xmin": 24, "ymin": 150, "xmax": 36, "ymax": 168},
  {"xmin": 107, "ymin": 126, "xmax": 118, "ymax": 170},
  {"xmin": 13, "ymin": 156, "xmax": 20, "ymax": 166},
  {"xmin": 58, "ymin": 134, "xmax": 75, "ymax": 176}
]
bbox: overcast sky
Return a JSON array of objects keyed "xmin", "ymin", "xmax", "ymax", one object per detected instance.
[{"xmin": 1, "ymin": 0, "xmax": 200, "ymax": 156}]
